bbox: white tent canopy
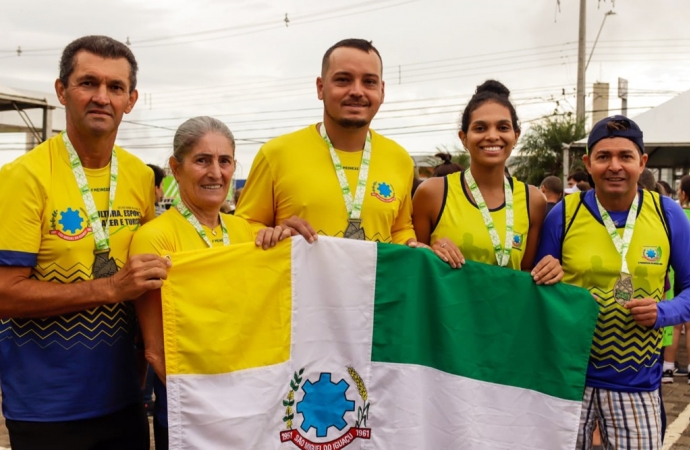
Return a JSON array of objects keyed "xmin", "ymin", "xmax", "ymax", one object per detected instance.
[{"xmin": 572, "ymin": 89, "xmax": 690, "ymax": 168}]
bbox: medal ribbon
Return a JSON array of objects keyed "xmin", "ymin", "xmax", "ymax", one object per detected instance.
[
  {"xmin": 175, "ymin": 202, "xmax": 230, "ymax": 247},
  {"xmin": 595, "ymin": 192, "xmax": 639, "ymax": 275},
  {"xmin": 319, "ymin": 124, "xmax": 371, "ymax": 221},
  {"xmin": 465, "ymin": 170, "xmax": 514, "ymax": 267},
  {"xmin": 62, "ymin": 131, "xmax": 117, "ymax": 251}
]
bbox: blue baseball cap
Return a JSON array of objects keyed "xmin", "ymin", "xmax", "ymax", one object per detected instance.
[{"xmin": 586, "ymin": 115, "xmax": 644, "ymax": 155}]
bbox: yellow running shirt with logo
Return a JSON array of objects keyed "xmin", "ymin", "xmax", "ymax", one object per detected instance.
[
  {"xmin": 236, "ymin": 125, "xmax": 415, "ymax": 244},
  {"xmin": 0, "ymin": 134, "xmax": 155, "ymax": 421},
  {"xmin": 430, "ymin": 171, "xmax": 530, "ymax": 270},
  {"xmin": 562, "ymin": 190, "xmax": 669, "ymax": 390}
]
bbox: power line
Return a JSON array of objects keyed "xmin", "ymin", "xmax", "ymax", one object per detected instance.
[
  {"xmin": 0, "ymin": 0, "xmax": 418, "ymax": 55},
  {"xmin": 139, "ymin": 49, "xmax": 690, "ymax": 110}
]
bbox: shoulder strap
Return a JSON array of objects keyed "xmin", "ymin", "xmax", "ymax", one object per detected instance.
[
  {"xmin": 649, "ymin": 190, "xmax": 671, "ymax": 241},
  {"xmin": 522, "ymin": 181, "xmax": 531, "ymax": 228},
  {"xmin": 563, "ymin": 191, "xmax": 586, "ymax": 238},
  {"xmin": 430, "ymin": 175, "xmax": 450, "ymax": 234}
]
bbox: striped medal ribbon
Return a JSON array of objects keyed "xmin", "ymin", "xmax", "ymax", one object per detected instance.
[
  {"xmin": 319, "ymin": 123, "xmax": 372, "ymax": 240},
  {"xmin": 62, "ymin": 131, "xmax": 119, "ymax": 279},
  {"xmin": 465, "ymin": 170, "xmax": 514, "ymax": 267},
  {"xmin": 595, "ymin": 193, "xmax": 639, "ymax": 306},
  {"xmin": 176, "ymin": 201, "xmax": 230, "ymax": 247}
]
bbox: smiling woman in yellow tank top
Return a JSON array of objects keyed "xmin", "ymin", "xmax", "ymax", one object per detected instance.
[{"xmin": 413, "ymin": 80, "xmax": 562, "ymax": 284}]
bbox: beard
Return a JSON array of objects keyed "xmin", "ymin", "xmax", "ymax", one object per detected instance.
[{"xmin": 325, "ymin": 109, "xmax": 369, "ymax": 129}]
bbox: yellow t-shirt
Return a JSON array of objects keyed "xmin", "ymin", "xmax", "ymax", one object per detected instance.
[
  {"xmin": 129, "ymin": 207, "xmax": 254, "ymax": 257},
  {"xmin": 430, "ymin": 171, "xmax": 530, "ymax": 270},
  {"xmin": 0, "ymin": 134, "xmax": 155, "ymax": 420},
  {"xmin": 235, "ymin": 125, "xmax": 415, "ymax": 244}
]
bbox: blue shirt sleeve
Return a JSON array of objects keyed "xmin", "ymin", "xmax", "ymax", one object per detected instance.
[
  {"xmin": 656, "ymin": 197, "xmax": 690, "ymax": 328},
  {"xmin": 535, "ymin": 200, "xmax": 565, "ymax": 266}
]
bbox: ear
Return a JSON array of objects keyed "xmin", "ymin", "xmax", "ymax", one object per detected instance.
[
  {"xmin": 169, "ymin": 156, "xmax": 180, "ymax": 179},
  {"xmin": 514, "ymin": 130, "xmax": 521, "ymax": 142},
  {"xmin": 380, "ymin": 79, "xmax": 385, "ymax": 105},
  {"xmin": 316, "ymin": 77, "xmax": 324, "ymax": 100},
  {"xmin": 124, "ymin": 89, "xmax": 139, "ymax": 114},
  {"xmin": 55, "ymin": 79, "xmax": 67, "ymax": 106},
  {"xmin": 583, "ymin": 153, "xmax": 591, "ymax": 172},
  {"xmin": 639, "ymin": 153, "xmax": 648, "ymax": 172},
  {"xmin": 458, "ymin": 130, "xmax": 468, "ymax": 149}
]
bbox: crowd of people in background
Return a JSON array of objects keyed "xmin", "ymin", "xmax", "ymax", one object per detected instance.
[{"xmin": 0, "ymin": 34, "xmax": 689, "ymax": 450}]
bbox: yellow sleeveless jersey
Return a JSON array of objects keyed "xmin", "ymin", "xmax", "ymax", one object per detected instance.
[
  {"xmin": 562, "ymin": 191, "xmax": 669, "ymax": 379},
  {"xmin": 430, "ymin": 171, "xmax": 530, "ymax": 270}
]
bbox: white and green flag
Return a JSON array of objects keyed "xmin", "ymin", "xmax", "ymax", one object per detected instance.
[{"xmin": 163, "ymin": 237, "xmax": 598, "ymax": 449}]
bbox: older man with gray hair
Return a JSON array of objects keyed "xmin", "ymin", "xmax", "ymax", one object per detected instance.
[{"xmin": 0, "ymin": 36, "xmax": 168, "ymax": 449}]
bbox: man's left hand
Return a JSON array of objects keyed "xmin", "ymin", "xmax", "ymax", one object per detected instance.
[{"xmin": 625, "ymin": 298, "xmax": 658, "ymax": 327}]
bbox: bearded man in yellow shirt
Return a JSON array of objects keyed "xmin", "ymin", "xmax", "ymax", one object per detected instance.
[{"xmin": 236, "ymin": 38, "xmax": 420, "ymax": 247}]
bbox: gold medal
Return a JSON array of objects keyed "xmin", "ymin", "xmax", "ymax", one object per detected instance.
[
  {"xmin": 93, "ymin": 249, "xmax": 118, "ymax": 279},
  {"xmin": 344, "ymin": 219, "xmax": 365, "ymax": 240},
  {"xmin": 613, "ymin": 272, "xmax": 634, "ymax": 306}
]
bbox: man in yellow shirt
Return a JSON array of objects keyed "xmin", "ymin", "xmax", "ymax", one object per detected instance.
[
  {"xmin": 236, "ymin": 38, "xmax": 418, "ymax": 246},
  {"xmin": 0, "ymin": 36, "xmax": 168, "ymax": 449}
]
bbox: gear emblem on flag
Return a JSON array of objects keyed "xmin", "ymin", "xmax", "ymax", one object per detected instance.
[
  {"xmin": 296, "ymin": 373, "xmax": 355, "ymax": 437},
  {"xmin": 279, "ymin": 367, "xmax": 372, "ymax": 449}
]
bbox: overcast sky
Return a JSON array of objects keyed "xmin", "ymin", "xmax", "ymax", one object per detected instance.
[{"xmin": 1, "ymin": 0, "xmax": 690, "ymax": 176}]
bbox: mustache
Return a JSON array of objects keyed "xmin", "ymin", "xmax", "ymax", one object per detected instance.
[
  {"xmin": 342, "ymin": 98, "xmax": 370, "ymax": 107},
  {"xmin": 87, "ymin": 105, "xmax": 113, "ymax": 115}
]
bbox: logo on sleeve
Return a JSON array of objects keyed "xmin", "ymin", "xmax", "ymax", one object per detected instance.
[{"xmin": 371, "ymin": 181, "xmax": 396, "ymax": 203}]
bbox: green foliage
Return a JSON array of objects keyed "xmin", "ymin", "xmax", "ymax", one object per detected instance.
[{"xmin": 510, "ymin": 115, "xmax": 587, "ymax": 186}]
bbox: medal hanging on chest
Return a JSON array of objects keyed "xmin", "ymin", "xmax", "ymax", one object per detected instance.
[
  {"xmin": 595, "ymin": 193, "xmax": 639, "ymax": 307},
  {"xmin": 613, "ymin": 272, "xmax": 634, "ymax": 307},
  {"xmin": 320, "ymin": 124, "xmax": 371, "ymax": 241},
  {"xmin": 63, "ymin": 132, "xmax": 120, "ymax": 279},
  {"xmin": 344, "ymin": 218, "xmax": 366, "ymax": 240},
  {"xmin": 93, "ymin": 249, "xmax": 118, "ymax": 279}
]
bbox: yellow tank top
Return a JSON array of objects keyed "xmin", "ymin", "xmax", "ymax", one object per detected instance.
[
  {"xmin": 430, "ymin": 171, "xmax": 530, "ymax": 270},
  {"xmin": 562, "ymin": 190, "xmax": 670, "ymax": 374}
]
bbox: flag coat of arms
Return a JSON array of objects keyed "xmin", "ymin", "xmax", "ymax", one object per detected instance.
[{"xmin": 162, "ymin": 237, "xmax": 598, "ymax": 449}]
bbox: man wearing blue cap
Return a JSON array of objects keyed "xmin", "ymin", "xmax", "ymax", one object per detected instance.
[{"xmin": 536, "ymin": 115, "xmax": 690, "ymax": 449}]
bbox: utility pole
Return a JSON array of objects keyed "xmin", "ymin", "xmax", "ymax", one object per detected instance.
[
  {"xmin": 618, "ymin": 77, "xmax": 628, "ymax": 116},
  {"xmin": 576, "ymin": 0, "xmax": 586, "ymax": 125}
]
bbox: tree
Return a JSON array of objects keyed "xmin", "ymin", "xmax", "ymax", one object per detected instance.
[{"xmin": 510, "ymin": 114, "xmax": 587, "ymax": 186}]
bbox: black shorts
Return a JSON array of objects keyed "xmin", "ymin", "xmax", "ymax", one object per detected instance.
[{"xmin": 5, "ymin": 402, "xmax": 149, "ymax": 450}]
